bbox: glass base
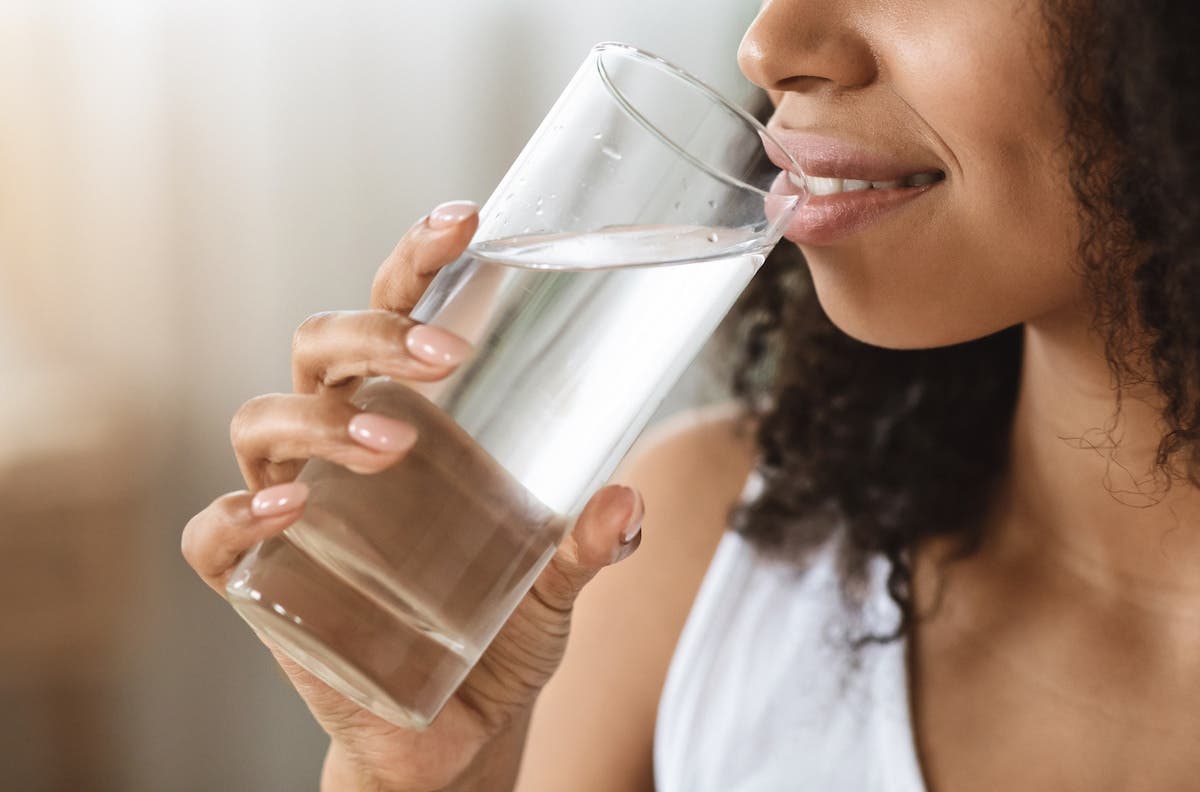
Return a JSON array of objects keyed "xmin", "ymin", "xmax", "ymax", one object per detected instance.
[{"xmin": 227, "ymin": 535, "xmax": 476, "ymax": 730}]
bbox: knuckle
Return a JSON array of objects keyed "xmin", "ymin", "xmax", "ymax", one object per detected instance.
[
  {"xmin": 180, "ymin": 517, "xmax": 200, "ymax": 565},
  {"xmin": 180, "ymin": 525, "xmax": 209, "ymax": 571},
  {"xmin": 292, "ymin": 310, "xmax": 339, "ymax": 355},
  {"xmin": 532, "ymin": 556, "xmax": 581, "ymax": 615},
  {"xmin": 180, "ymin": 492, "xmax": 242, "ymax": 567},
  {"xmin": 229, "ymin": 394, "xmax": 277, "ymax": 447},
  {"xmin": 181, "ymin": 492, "xmax": 258, "ymax": 581}
]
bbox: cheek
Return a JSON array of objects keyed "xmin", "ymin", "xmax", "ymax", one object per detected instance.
[
  {"xmin": 805, "ymin": 193, "xmax": 1081, "ymax": 351},
  {"xmin": 805, "ymin": 3, "xmax": 1084, "ymax": 350},
  {"xmin": 928, "ymin": 26, "xmax": 1083, "ymax": 327},
  {"xmin": 806, "ymin": 161, "xmax": 1082, "ymax": 352}
]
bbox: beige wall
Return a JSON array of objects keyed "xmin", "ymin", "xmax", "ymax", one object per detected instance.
[{"xmin": 0, "ymin": 1, "xmax": 755, "ymax": 788}]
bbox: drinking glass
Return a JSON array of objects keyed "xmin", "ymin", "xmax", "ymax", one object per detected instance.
[{"xmin": 226, "ymin": 41, "xmax": 807, "ymax": 729}]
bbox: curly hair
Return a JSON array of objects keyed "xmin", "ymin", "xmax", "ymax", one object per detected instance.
[{"xmin": 719, "ymin": 0, "xmax": 1200, "ymax": 643}]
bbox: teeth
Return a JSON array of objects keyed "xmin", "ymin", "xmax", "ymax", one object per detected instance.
[
  {"xmin": 788, "ymin": 170, "xmax": 943, "ymax": 195},
  {"xmin": 807, "ymin": 176, "xmax": 844, "ymax": 196}
]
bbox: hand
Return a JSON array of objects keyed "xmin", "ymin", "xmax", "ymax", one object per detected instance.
[{"xmin": 181, "ymin": 201, "xmax": 646, "ymax": 792}]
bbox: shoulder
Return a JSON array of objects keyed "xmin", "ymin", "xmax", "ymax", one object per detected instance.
[
  {"xmin": 610, "ymin": 398, "xmax": 761, "ymax": 611},
  {"xmin": 619, "ymin": 398, "xmax": 761, "ymax": 513},
  {"xmin": 515, "ymin": 400, "xmax": 759, "ymax": 791}
]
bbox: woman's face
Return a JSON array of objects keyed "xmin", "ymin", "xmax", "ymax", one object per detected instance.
[{"xmin": 742, "ymin": 0, "xmax": 1084, "ymax": 349}]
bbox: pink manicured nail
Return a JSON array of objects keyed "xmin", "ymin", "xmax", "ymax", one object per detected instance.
[
  {"xmin": 251, "ymin": 482, "xmax": 309, "ymax": 518},
  {"xmin": 406, "ymin": 324, "xmax": 472, "ymax": 366},
  {"xmin": 428, "ymin": 200, "xmax": 478, "ymax": 229},
  {"xmin": 348, "ymin": 413, "xmax": 418, "ymax": 453}
]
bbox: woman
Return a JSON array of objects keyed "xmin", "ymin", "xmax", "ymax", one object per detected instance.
[{"xmin": 183, "ymin": 1, "xmax": 1200, "ymax": 789}]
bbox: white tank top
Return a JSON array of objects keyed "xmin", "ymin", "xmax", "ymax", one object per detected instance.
[{"xmin": 653, "ymin": 472, "xmax": 928, "ymax": 791}]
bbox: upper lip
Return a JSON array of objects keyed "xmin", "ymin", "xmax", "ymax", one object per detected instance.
[{"xmin": 764, "ymin": 127, "xmax": 946, "ymax": 183}]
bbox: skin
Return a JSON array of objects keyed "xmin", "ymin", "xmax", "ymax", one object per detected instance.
[
  {"xmin": 184, "ymin": 1, "xmax": 1200, "ymax": 789},
  {"xmin": 741, "ymin": 0, "xmax": 1200, "ymax": 789},
  {"xmin": 181, "ymin": 205, "xmax": 646, "ymax": 792}
]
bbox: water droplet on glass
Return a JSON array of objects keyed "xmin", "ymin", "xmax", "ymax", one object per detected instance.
[
  {"xmin": 549, "ymin": 193, "xmax": 557, "ymax": 200},
  {"xmin": 522, "ymin": 226, "xmax": 532, "ymax": 234},
  {"xmin": 673, "ymin": 201, "xmax": 681, "ymax": 210},
  {"xmin": 535, "ymin": 209, "xmax": 544, "ymax": 216},
  {"xmin": 707, "ymin": 232, "xmax": 720, "ymax": 243},
  {"xmin": 707, "ymin": 199, "xmax": 717, "ymax": 209},
  {"xmin": 592, "ymin": 132, "xmax": 603, "ymax": 140},
  {"xmin": 535, "ymin": 196, "xmax": 543, "ymax": 207},
  {"xmin": 601, "ymin": 145, "xmax": 622, "ymax": 161}
]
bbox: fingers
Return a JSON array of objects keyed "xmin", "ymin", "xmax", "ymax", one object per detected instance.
[
  {"xmin": 182, "ymin": 484, "xmax": 310, "ymax": 594},
  {"xmin": 455, "ymin": 485, "xmax": 645, "ymax": 730},
  {"xmin": 293, "ymin": 199, "xmax": 477, "ymax": 397},
  {"xmin": 529, "ymin": 484, "xmax": 645, "ymax": 615},
  {"xmin": 230, "ymin": 393, "xmax": 419, "ymax": 490},
  {"xmin": 370, "ymin": 200, "xmax": 479, "ymax": 314},
  {"xmin": 291, "ymin": 309, "xmax": 472, "ymax": 396}
]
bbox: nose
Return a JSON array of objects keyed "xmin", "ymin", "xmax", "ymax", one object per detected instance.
[{"xmin": 738, "ymin": 1, "xmax": 878, "ymax": 95}]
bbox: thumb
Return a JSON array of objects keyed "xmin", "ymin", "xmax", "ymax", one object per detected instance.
[{"xmin": 530, "ymin": 484, "xmax": 645, "ymax": 614}]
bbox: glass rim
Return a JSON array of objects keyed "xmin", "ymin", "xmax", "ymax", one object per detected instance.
[{"xmin": 592, "ymin": 41, "xmax": 804, "ymax": 199}]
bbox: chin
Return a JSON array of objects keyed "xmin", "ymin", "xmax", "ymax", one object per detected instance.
[
  {"xmin": 799, "ymin": 239, "xmax": 1043, "ymax": 351},
  {"xmin": 827, "ymin": 315, "xmax": 983, "ymax": 351},
  {"xmin": 808, "ymin": 275, "xmax": 1018, "ymax": 352}
]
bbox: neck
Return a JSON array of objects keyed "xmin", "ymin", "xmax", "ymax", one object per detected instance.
[{"xmin": 999, "ymin": 299, "xmax": 1200, "ymax": 607}]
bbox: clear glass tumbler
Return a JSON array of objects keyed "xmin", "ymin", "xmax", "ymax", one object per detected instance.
[{"xmin": 226, "ymin": 41, "xmax": 807, "ymax": 729}]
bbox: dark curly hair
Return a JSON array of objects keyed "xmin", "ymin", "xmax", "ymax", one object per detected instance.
[{"xmin": 718, "ymin": 0, "xmax": 1200, "ymax": 643}]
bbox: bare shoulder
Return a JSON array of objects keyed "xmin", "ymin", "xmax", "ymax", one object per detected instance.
[
  {"xmin": 630, "ymin": 399, "xmax": 761, "ymax": 492},
  {"xmin": 612, "ymin": 399, "xmax": 761, "ymax": 579},
  {"xmin": 515, "ymin": 400, "xmax": 760, "ymax": 792}
]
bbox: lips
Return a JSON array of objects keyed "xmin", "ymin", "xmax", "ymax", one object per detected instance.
[{"xmin": 763, "ymin": 128, "xmax": 948, "ymax": 247}]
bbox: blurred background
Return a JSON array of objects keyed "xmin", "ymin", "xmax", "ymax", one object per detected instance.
[{"xmin": 0, "ymin": 1, "xmax": 760, "ymax": 788}]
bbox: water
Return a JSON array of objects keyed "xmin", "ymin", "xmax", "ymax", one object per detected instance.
[
  {"xmin": 227, "ymin": 225, "xmax": 768, "ymax": 728},
  {"xmin": 424, "ymin": 225, "xmax": 767, "ymax": 516},
  {"xmin": 228, "ymin": 380, "xmax": 569, "ymax": 728}
]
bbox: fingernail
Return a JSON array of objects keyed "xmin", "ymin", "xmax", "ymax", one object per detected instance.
[
  {"xmin": 428, "ymin": 200, "xmax": 478, "ymax": 230},
  {"xmin": 619, "ymin": 487, "xmax": 644, "ymax": 545},
  {"xmin": 251, "ymin": 482, "xmax": 309, "ymax": 518},
  {"xmin": 406, "ymin": 324, "xmax": 472, "ymax": 366},
  {"xmin": 348, "ymin": 413, "xmax": 419, "ymax": 453}
]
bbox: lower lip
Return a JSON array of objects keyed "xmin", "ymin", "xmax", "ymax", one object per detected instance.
[{"xmin": 780, "ymin": 179, "xmax": 943, "ymax": 247}]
